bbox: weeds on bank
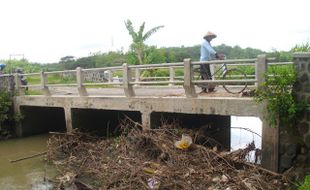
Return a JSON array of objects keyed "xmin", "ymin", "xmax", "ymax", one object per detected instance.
[
  {"xmin": 299, "ymin": 175, "xmax": 310, "ymax": 190},
  {"xmin": 254, "ymin": 66, "xmax": 306, "ymax": 127}
]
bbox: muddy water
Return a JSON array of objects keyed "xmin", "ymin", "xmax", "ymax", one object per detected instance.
[
  {"xmin": 0, "ymin": 117, "xmax": 261, "ymax": 189},
  {"xmin": 0, "ymin": 134, "xmax": 56, "ymax": 190}
]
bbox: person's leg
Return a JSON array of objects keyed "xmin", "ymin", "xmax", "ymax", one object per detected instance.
[
  {"xmin": 200, "ymin": 64, "xmax": 208, "ymax": 92},
  {"xmin": 205, "ymin": 64, "xmax": 216, "ymax": 92}
]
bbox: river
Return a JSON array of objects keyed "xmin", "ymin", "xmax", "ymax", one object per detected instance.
[
  {"xmin": 0, "ymin": 134, "xmax": 55, "ymax": 190},
  {"xmin": 0, "ymin": 116, "xmax": 262, "ymax": 189}
]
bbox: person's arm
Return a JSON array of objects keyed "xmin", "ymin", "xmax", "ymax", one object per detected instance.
[{"xmin": 204, "ymin": 42, "xmax": 217, "ymax": 57}]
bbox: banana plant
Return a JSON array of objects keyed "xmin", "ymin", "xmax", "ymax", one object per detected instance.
[{"xmin": 124, "ymin": 19, "xmax": 164, "ymax": 64}]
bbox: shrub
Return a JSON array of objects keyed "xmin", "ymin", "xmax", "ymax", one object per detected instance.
[
  {"xmin": 254, "ymin": 66, "xmax": 306, "ymax": 126},
  {"xmin": 0, "ymin": 91, "xmax": 14, "ymax": 136}
]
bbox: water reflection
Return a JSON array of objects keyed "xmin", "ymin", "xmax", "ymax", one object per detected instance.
[
  {"xmin": 231, "ymin": 116, "xmax": 262, "ymax": 150},
  {"xmin": 231, "ymin": 116, "xmax": 262, "ymax": 163}
]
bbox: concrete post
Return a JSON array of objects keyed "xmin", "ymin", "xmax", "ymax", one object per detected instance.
[
  {"xmin": 76, "ymin": 67, "xmax": 88, "ymax": 96},
  {"xmin": 256, "ymin": 55, "xmax": 267, "ymax": 88},
  {"xmin": 123, "ymin": 63, "xmax": 135, "ymax": 97},
  {"xmin": 64, "ymin": 107, "xmax": 73, "ymax": 133},
  {"xmin": 14, "ymin": 73, "xmax": 22, "ymax": 95},
  {"xmin": 141, "ymin": 111, "xmax": 151, "ymax": 129},
  {"xmin": 107, "ymin": 70, "xmax": 113, "ymax": 83},
  {"xmin": 169, "ymin": 67, "xmax": 175, "ymax": 86},
  {"xmin": 134, "ymin": 68, "xmax": 140, "ymax": 86},
  {"xmin": 183, "ymin": 59, "xmax": 197, "ymax": 98},
  {"xmin": 13, "ymin": 99, "xmax": 23, "ymax": 137},
  {"xmin": 40, "ymin": 71, "xmax": 51, "ymax": 96}
]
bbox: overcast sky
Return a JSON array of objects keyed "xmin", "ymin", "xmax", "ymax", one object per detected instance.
[{"xmin": 0, "ymin": 0, "xmax": 309, "ymax": 63}]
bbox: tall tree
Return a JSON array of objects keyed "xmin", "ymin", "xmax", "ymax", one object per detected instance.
[{"xmin": 124, "ymin": 19, "xmax": 164, "ymax": 64}]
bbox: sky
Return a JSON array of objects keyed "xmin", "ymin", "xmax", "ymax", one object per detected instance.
[{"xmin": 0, "ymin": 0, "xmax": 309, "ymax": 63}]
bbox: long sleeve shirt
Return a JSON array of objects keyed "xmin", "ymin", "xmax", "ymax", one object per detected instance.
[{"xmin": 200, "ymin": 40, "xmax": 216, "ymax": 61}]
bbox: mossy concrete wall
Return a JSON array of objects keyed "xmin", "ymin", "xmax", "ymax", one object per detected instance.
[
  {"xmin": 279, "ymin": 53, "xmax": 310, "ymax": 173},
  {"xmin": 0, "ymin": 75, "xmax": 15, "ymax": 95}
]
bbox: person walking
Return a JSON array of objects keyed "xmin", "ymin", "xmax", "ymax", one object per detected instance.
[{"xmin": 199, "ymin": 31, "xmax": 219, "ymax": 93}]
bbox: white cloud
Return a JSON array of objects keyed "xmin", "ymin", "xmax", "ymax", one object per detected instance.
[{"xmin": 0, "ymin": 0, "xmax": 309, "ymax": 63}]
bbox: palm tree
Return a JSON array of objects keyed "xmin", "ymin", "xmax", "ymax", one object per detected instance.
[{"xmin": 124, "ymin": 19, "xmax": 164, "ymax": 64}]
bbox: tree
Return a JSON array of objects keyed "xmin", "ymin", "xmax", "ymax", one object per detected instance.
[
  {"xmin": 60, "ymin": 56, "xmax": 75, "ymax": 63},
  {"xmin": 124, "ymin": 19, "xmax": 164, "ymax": 64}
]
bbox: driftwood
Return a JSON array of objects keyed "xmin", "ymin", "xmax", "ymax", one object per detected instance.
[
  {"xmin": 49, "ymin": 131, "xmax": 73, "ymax": 135},
  {"xmin": 9, "ymin": 151, "xmax": 47, "ymax": 163},
  {"xmin": 46, "ymin": 118, "xmax": 290, "ymax": 189}
]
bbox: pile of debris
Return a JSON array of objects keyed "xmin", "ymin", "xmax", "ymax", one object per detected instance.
[{"xmin": 47, "ymin": 118, "xmax": 289, "ymax": 190}]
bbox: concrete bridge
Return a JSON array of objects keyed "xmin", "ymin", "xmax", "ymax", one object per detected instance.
[{"xmin": 5, "ymin": 54, "xmax": 308, "ymax": 172}]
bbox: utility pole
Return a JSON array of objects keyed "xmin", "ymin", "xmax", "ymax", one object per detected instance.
[{"xmin": 9, "ymin": 54, "xmax": 24, "ymax": 60}]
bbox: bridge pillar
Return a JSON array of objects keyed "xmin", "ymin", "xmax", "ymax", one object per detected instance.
[
  {"xmin": 13, "ymin": 101, "xmax": 23, "ymax": 137},
  {"xmin": 261, "ymin": 116, "xmax": 279, "ymax": 172},
  {"xmin": 141, "ymin": 111, "xmax": 151, "ymax": 129},
  {"xmin": 64, "ymin": 107, "xmax": 73, "ymax": 133}
]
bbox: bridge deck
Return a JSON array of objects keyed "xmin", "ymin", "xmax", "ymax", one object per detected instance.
[
  {"xmin": 17, "ymin": 86, "xmax": 260, "ymax": 117},
  {"xmin": 33, "ymin": 86, "xmax": 250, "ymax": 97}
]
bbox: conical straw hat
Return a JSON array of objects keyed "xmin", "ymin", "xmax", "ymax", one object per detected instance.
[{"xmin": 203, "ymin": 31, "xmax": 217, "ymax": 38}]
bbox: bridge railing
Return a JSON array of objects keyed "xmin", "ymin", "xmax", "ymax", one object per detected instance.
[{"xmin": 14, "ymin": 55, "xmax": 291, "ymax": 97}]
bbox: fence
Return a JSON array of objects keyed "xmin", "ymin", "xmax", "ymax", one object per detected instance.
[{"xmin": 13, "ymin": 55, "xmax": 291, "ymax": 97}]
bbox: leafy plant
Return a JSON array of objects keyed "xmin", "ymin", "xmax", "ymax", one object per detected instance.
[
  {"xmin": 124, "ymin": 19, "xmax": 164, "ymax": 64},
  {"xmin": 0, "ymin": 91, "xmax": 13, "ymax": 130},
  {"xmin": 3, "ymin": 59, "xmax": 42, "ymax": 73},
  {"xmin": 291, "ymin": 42, "xmax": 310, "ymax": 52},
  {"xmin": 0, "ymin": 91, "xmax": 15, "ymax": 139},
  {"xmin": 299, "ymin": 175, "xmax": 310, "ymax": 190},
  {"xmin": 254, "ymin": 66, "xmax": 305, "ymax": 126}
]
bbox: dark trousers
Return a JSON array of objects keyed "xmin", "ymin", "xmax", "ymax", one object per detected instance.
[{"xmin": 200, "ymin": 64, "xmax": 215, "ymax": 91}]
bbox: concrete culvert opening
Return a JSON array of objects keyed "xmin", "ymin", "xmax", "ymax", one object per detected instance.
[
  {"xmin": 71, "ymin": 108, "xmax": 141, "ymax": 137},
  {"xmin": 151, "ymin": 112, "xmax": 231, "ymax": 151},
  {"xmin": 19, "ymin": 106, "xmax": 66, "ymax": 136},
  {"xmin": 231, "ymin": 116, "xmax": 262, "ymax": 164}
]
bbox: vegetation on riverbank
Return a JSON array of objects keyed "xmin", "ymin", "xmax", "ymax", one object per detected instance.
[
  {"xmin": 299, "ymin": 175, "xmax": 310, "ymax": 190},
  {"xmin": 254, "ymin": 65, "xmax": 306, "ymax": 127},
  {"xmin": 0, "ymin": 91, "xmax": 16, "ymax": 139}
]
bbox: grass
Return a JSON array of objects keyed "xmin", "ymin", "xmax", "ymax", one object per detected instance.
[
  {"xmin": 299, "ymin": 175, "xmax": 310, "ymax": 190},
  {"xmin": 27, "ymin": 75, "xmax": 41, "ymax": 85},
  {"xmin": 26, "ymin": 74, "xmax": 76, "ymax": 85},
  {"xmin": 25, "ymin": 90, "xmax": 43, "ymax": 95}
]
